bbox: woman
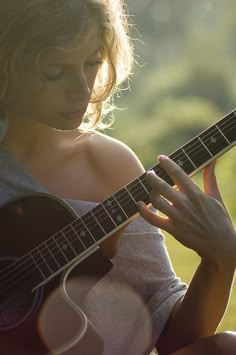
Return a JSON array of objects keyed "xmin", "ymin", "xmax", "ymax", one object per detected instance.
[{"xmin": 0, "ymin": 0, "xmax": 235, "ymax": 354}]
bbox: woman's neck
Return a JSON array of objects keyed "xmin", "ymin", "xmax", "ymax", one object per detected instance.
[{"xmin": 1, "ymin": 118, "xmax": 82, "ymax": 163}]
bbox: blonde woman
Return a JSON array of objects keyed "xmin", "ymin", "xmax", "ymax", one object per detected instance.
[{"xmin": 0, "ymin": 1, "xmax": 235, "ymax": 354}]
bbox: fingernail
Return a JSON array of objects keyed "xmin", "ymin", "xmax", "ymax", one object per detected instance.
[
  {"xmin": 147, "ymin": 169, "xmax": 155, "ymax": 176},
  {"xmin": 137, "ymin": 201, "xmax": 146, "ymax": 208},
  {"xmin": 158, "ymin": 155, "xmax": 168, "ymax": 161}
]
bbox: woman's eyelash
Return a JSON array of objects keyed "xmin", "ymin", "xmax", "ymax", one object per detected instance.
[
  {"xmin": 44, "ymin": 58, "xmax": 104, "ymax": 81},
  {"xmin": 87, "ymin": 58, "xmax": 104, "ymax": 66}
]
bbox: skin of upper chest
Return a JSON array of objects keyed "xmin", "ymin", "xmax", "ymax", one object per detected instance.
[
  {"xmin": 21, "ymin": 132, "xmax": 132, "ymax": 258},
  {"xmin": 22, "ymin": 132, "xmax": 113, "ymax": 201}
]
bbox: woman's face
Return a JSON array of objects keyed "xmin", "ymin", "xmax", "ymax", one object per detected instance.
[{"xmin": 6, "ymin": 24, "xmax": 103, "ymax": 131}]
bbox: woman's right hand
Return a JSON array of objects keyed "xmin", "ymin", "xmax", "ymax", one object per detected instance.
[{"xmin": 138, "ymin": 155, "xmax": 236, "ymax": 269}]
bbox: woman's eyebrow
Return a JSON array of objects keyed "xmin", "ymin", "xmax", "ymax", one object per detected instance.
[{"xmin": 43, "ymin": 44, "xmax": 104, "ymax": 68}]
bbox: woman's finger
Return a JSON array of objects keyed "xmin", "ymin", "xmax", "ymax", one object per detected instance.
[
  {"xmin": 146, "ymin": 170, "xmax": 180, "ymax": 207},
  {"xmin": 149, "ymin": 191, "xmax": 179, "ymax": 219},
  {"xmin": 203, "ymin": 161, "xmax": 223, "ymax": 201},
  {"xmin": 158, "ymin": 155, "xmax": 199, "ymax": 195},
  {"xmin": 137, "ymin": 201, "xmax": 172, "ymax": 232}
]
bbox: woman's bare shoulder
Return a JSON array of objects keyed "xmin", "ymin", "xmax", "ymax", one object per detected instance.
[{"xmin": 85, "ymin": 130, "xmax": 145, "ymax": 190}]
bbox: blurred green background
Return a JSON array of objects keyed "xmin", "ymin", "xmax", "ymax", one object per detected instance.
[{"xmin": 107, "ymin": 0, "xmax": 236, "ymax": 331}]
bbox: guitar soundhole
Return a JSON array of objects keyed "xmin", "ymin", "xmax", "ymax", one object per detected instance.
[{"xmin": 0, "ymin": 257, "xmax": 43, "ymax": 331}]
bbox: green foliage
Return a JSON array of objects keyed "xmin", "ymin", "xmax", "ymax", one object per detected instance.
[
  {"xmin": 108, "ymin": 0, "xmax": 236, "ymax": 216},
  {"xmin": 107, "ymin": 0, "xmax": 236, "ymax": 330}
]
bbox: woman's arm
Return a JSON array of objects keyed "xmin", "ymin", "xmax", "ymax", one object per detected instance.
[{"xmin": 138, "ymin": 155, "xmax": 236, "ymax": 354}]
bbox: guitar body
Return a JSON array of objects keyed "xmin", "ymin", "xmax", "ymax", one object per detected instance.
[{"xmin": 0, "ymin": 194, "xmax": 113, "ymax": 354}]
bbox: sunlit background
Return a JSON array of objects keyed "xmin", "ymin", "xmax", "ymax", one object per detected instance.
[{"xmin": 107, "ymin": 0, "xmax": 236, "ymax": 331}]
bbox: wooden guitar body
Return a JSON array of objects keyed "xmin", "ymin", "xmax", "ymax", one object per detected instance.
[{"xmin": 0, "ymin": 194, "xmax": 113, "ymax": 354}]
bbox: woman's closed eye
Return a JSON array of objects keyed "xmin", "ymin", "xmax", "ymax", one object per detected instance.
[
  {"xmin": 44, "ymin": 57, "xmax": 104, "ymax": 81},
  {"xmin": 86, "ymin": 57, "xmax": 104, "ymax": 67}
]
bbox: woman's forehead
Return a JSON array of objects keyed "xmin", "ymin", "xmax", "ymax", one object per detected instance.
[{"xmin": 39, "ymin": 25, "xmax": 103, "ymax": 63}]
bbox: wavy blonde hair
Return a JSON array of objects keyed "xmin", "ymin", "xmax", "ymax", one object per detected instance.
[{"xmin": 0, "ymin": 0, "xmax": 134, "ymax": 128}]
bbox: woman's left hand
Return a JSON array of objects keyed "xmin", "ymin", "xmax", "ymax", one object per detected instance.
[{"xmin": 138, "ymin": 155, "xmax": 236, "ymax": 267}]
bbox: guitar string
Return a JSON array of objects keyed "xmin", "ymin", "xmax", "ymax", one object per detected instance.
[
  {"xmin": 0, "ymin": 116, "xmax": 235, "ymax": 294},
  {"xmin": 0, "ymin": 115, "xmax": 235, "ymax": 295},
  {"xmin": 0, "ymin": 128, "xmax": 234, "ymax": 298},
  {"xmin": 0, "ymin": 115, "xmax": 235, "ymax": 292},
  {"xmin": 0, "ymin": 136, "xmax": 234, "ymax": 298}
]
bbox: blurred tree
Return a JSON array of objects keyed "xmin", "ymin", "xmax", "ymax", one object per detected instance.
[{"xmin": 107, "ymin": 0, "xmax": 236, "ymax": 222}]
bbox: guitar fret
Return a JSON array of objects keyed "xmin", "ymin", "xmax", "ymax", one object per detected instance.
[
  {"xmin": 169, "ymin": 149, "xmax": 195, "ymax": 175},
  {"xmin": 153, "ymin": 164, "xmax": 175, "ymax": 185},
  {"xmin": 46, "ymin": 246, "xmax": 61, "ymax": 269},
  {"xmin": 93, "ymin": 204, "xmax": 117, "ymax": 233},
  {"xmin": 83, "ymin": 211, "xmax": 106, "ymax": 242},
  {"xmin": 217, "ymin": 111, "xmax": 236, "ymax": 143},
  {"xmin": 90, "ymin": 210, "xmax": 106, "ymax": 234},
  {"xmin": 52, "ymin": 236, "xmax": 69, "ymax": 264},
  {"xmin": 114, "ymin": 187, "xmax": 138, "ymax": 218},
  {"xmin": 37, "ymin": 245, "xmax": 54, "ymax": 273},
  {"xmin": 126, "ymin": 185, "xmax": 141, "ymax": 212},
  {"xmin": 183, "ymin": 137, "xmax": 212, "ymax": 168},
  {"xmin": 103, "ymin": 196, "xmax": 128, "ymax": 226},
  {"xmin": 64, "ymin": 224, "xmax": 86, "ymax": 256},
  {"xmin": 215, "ymin": 124, "xmax": 230, "ymax": 144},
  {"xmin": 45, "ymin": 239, "xmax": 65, "ymax": 269},
  {"xmin": 73, "ymin": 219, "xmax": 95, "ymax": 248},
  {"xmin": 197, "ymin": 136, "xmax": 213, "ymax": 157},
  {"xmin": 126, "ymin": 186, "xmax": 140, "ymax": 205},
  {"xmin": 199, "ymin": 125, "xmax": 229, "ymax": 156},
  {"xmin": 38, "ymin": 243, "xmax": 58, "ymax": 274},
  {"xmin": 63, "ymin": 224, "xmax": 86, "ymax": 257},
  {"xmin": 112, "ymin": 195, "xmax": 128, "ymax": 218},
  {"xmin": 138, "ymin": 176, "xmax": 151, "ymax": 195},
  {"xmin": 62, "ymin": 229, "xmax": 77, "ymax": 255},
  {"xmin": 126, "ymin": 176, "xmax": 150, "ymax": 204},
  {"xmin": 56, "ymin": 231, "xmax": 76, "ymax": 262},
  {"xmin": 30, "ymin": 249, "xmax": 51, "ymax": 279},
  {"xmin": 182, "ymin": 148, "xmax": 197, "ymax": 168},
  {"xmin": 29, "ymin": 252, "xmax": 47, "ymax": 280}
]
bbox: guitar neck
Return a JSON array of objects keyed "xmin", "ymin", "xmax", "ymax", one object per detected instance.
[
  {"xmin": 74, "ymin": 108, "xmax": 236, "ymax": 240},
  {"xmin": 25, "ymin": 109, "xmax": 236, "ymax": 287},
  {"xmin": 154, "ymin": 108, "xmax": 236, "ymax": 184}
]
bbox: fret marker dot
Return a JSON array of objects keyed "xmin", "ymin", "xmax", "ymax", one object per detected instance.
[
  {"xmin": 210, "ymin": 136, "xmax": 217, "ymax": 144},
  {"xmin": 117, "ymin": 215, "xmax": 123, "ymax": 222},
  {"xmin": 62, "ymin": 243, "xmax": 68, "ymax": 250},
  {"xmin": 177, "ymin": 160, "xmax": 184, "ymax": 167},
  {"xmin": 79, "ymin": 231, "xmax": 86, "ymax": 237},
  {"xmin": 106, "ymin": 200, "xmax": 113, "ymax": 207}
]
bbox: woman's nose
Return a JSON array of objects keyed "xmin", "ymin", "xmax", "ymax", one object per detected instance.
[{"xmin": 66, "ymin": 72, "xmax": 91, "ymax": 103}]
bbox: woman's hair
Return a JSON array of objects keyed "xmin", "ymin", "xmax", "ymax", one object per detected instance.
[{"xmin": 0, "ymin": 0, "xmax": 134, "ymax": 129}]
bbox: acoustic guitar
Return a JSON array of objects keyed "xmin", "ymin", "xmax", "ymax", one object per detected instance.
[{"xmin": 0, "ymin": 109, "xmax": 235, "ymax": 354}]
